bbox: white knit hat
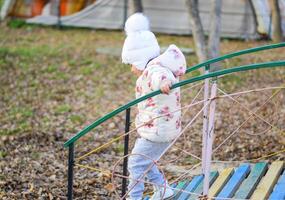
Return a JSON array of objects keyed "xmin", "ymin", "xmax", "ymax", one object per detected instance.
[{"xmin": 122, "ymin": 13, "xmax": 160, "ymax": 70}]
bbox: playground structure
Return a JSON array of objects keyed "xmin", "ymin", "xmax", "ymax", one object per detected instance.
[
  {"xmin": 2, "ymin": 0, "xmax": 285, "ymax": 39},
  {"xmin": 64, "ymin": 43, "xmax": 285, "ymax": 200}
]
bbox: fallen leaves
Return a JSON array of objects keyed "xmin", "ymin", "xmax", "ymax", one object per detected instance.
[{"xmin": 0, "ymin": 24, "xmax": 285, "ymax": 199}]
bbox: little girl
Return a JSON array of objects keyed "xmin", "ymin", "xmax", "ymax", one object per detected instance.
[{"xmin": 122, "ymin": 13, "xmax": 186, "ymax": 200}]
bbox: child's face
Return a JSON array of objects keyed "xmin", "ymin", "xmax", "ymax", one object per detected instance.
[{"xmin": 131, "ymin": 65, "xmax": 143, "ymax": 77}]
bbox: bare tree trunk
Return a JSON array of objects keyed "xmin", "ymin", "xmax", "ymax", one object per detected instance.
[
  {"xmin": 186, "ymin": 0, "xmax": 208, "ymax": 63},
  {"xmin": 208, "ymin": 0, "xmax": 222, "ymax": 71},
  {"xmin": 129, "ymin": 0, "xmax": 143, "ymax": 14},
  {"xmin": 269, "ymin": 0, "xmax": 283, "ymax": 42}
]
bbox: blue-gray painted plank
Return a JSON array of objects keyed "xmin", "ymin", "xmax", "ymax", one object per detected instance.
[
  {"xmin": 175, "ymin": 175, "xmax": 203, "ymax": 200},
  {"xmin": 217, "ymin": 164, "xmax": 250, "ymax": 199},
  {"xmin": 188, "ymin": 171, "xmax": 219, "ymax": 200},
  {"xmin": 173, "ymin": 181, "xmax": 188, "ymax": 197},
  {"xmin": 269, "ymin": 171, "xmax": 285, "ymax": 200},
  {"xmin": 234, "ymin": 162, "xmax": 268, "ymax": 199}
]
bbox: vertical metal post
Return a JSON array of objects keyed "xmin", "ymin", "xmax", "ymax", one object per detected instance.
[
  {"xmin": 57, "ymin": 0, "xmax": 61, "ymax": 28},
  {"xmin": 202, "ymin": 65, "xmax": 210, "ymax": 175},
  {"xmin": 268, "ymin": 13, "xmax": 272, "ymax": 38},
  {"xmin": 67, "ymin": 143, "xmax": 74, "ymax": 200},
  {"xmin": 123, "ymin": 0, "xmax": 128, "ymax": 27},
  {"xmin": 203, "ymin": 80, "xmax": 217, "ymax": 195},
  {"xmin": 122, "ymin": 108, "xmax": 131, "ymax": 199}
]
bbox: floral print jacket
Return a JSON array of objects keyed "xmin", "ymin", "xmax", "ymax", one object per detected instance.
[{"xmin": 135, "ymin": 44, "xmax": 187, "ymax": 142}]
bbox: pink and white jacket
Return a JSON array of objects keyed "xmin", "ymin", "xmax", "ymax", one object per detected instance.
[{"xmin": 135, "ymin": 44, "xmax": 187, "ymax": 142}]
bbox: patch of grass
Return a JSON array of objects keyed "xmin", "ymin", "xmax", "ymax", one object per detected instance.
[
  {"xmin": 0, "ymin": 121, "xmax": 32, "ymax": 136},
  {"xmin": 51, "ymin": 94, "xmax": 65, "ymax": 102},
  {"xmin": 0, "ymin": 47, "xmax": 9, "ymax": 56},
  {"xmin": 0, "ymin": 47, "xmax": 11, "ymax": 67},
  {"xmin": 70, "ymin": 114, "xmax": 85, "ymax": 124},
  {"xmin": 53, "ymin": 71, "xmax": 69, "ymax": 80},
  {"xmin": 14, "ymin": 46, "xmax": 50, "ymax": 58},
  {"xmin": 185, "ymin": 156, "xmax": 200, "ymax": 165},
  {"xmin": 92, "ymin": 62, "xmax": 102, "ymax": 69},
  {"xmin": 19, "ymin": 62, "xmax": 30, "ymax": 71},
  {"xmin": 0, "ymin": 46, "xmax": 58, "ymax": 61},
  {"xmin": 80, "ymin": 65, "xmax": 94, "ymax": 75},
  {"xmin": 0, "ymin": 151, "xmax": 7, "ymax": 159},
  {"xmin": 7, "ymin": 19, "xmax": 27, "ymax": 29},
  {"xmin": 219, "ymin": 73, "xmax": 244, "ymax": 91},
  {"xmin": 29, "ymin": 79, "xmax": 40, "ymax": 88},
  {"xmin": 189, "ymin": 69, "xmax": 201, "ymax": 77},
  {"xmin": 69, "ymin": 59, "xmax": 93, "ymax": 67},
  {"xmin": 55, "ymin": 104, "xmax": 72, "ymax": 114},
  {"xmin": 56, "ymin": 88, "xmax": 71, "ymax": 95},
  {"xmin": 44, "ymin": 65, "xmax": 58, "ymax": 73},
  {"xmin": 9, "ymin": 107, "xmax": 34, "ymax": 119},
  {"xmin": 114, "ymin": 143, "xmax": 125, "ymax": 154},
  {"xmin": 80, "ymin": 59, "xmax": 94, "ymax": 66},
  {"xmin": 31, "ymin": 152, "xmax": 40, "ymax": 160},
  {"xmin": 77, "ymin": 61, "xmax": 102, "ymax": 75},
  {"xmin": 0, "ymin": 59, "xmax": 5, "ymax": 67},
  {"xmin": 18, "ymin": 121, "xmax": 32, "ymax": 131}
]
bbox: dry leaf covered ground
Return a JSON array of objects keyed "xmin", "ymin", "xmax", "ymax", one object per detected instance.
[{"xmin": 0, "ymin": 23, "xmax": 284, "ymax": 199}]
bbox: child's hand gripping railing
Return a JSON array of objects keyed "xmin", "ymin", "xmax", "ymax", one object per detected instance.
[{"xmin": 64, "ymin": 42, "xmax": 285, "ymax": 200}]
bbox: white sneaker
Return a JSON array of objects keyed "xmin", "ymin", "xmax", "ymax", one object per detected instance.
[{"xmin": 150, "ymin": 186, "xmax": 174, "ymax": 200}]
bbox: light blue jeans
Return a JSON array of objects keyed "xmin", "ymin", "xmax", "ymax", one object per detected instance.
[{"xmin": 128, "ymin": 138, "xmax": 170, "ymax": 200}]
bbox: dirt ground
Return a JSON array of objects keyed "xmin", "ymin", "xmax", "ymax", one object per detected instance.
[{"xmin": 0, "ymin": 23, "xmax": 284, "ymax": 199}]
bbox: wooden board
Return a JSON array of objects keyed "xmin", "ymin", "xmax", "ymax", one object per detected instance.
[
  {"xmin": 143, "ymin": 162, "xmax": 284, "ymax": 200},
  {"xmin": 251, "ymin": 161, "xmax": 284, "ymax": 200},
  {"xmin": 173, "ymin": 181, "xmax": 188, "ymax": 197},
  {"xmin": 268, "ymin": 170, "xmax": 285, "ymax": 200},
  {"xmin": 234, "ymin": 162, "xmax": 268, "ymax": 199},
  {"xmin": 208, "ymin": 168, "xmax": 234, "ymax": 198},
  {"xmin": 216, "ymin": 163, "xmax": 250, "ymax": 198},
  {"xmin": 175, "ymin": 175, "xmax": 203, "ymax": 200},
  {"xmin": 187, "ymin": 171, "xmax": 219, "ymax": 200}
]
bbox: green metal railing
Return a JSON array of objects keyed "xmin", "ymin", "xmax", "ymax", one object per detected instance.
[
  {"xmin": 186, "ymin": 42, "xmax": 285, "ymax": 74},
  {"xmin": 64, "ymin": 42, "xmax": 285, "ymax": 200},
  {"xmin": 64, "ymin": 42, "xmax": 285, "ymax": 148}
]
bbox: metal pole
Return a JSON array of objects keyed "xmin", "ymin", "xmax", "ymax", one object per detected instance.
[
  {"xmin": 203, "ymin": 80, "xmax": 217, "ymax": 195},
  {"xmin": 67, "ymin": 143, "xmax": 74, "ymax": 200},
  {"xmin": 123, "ymin": 0, "xmax": 128, "ymax": 27},
  {"xmin": 57, "ymin": 0, "xmax": 61, "ymax": 28},
  {"xmin": 202, "ymin": 65, "xmax": 210, "ymax": 175},
  {"xmin": 122, "ymin": 108, "xmax": 131, "ymax": 199}
]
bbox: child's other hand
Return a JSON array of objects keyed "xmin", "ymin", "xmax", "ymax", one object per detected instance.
[{"xmin": 160, "ymin": 81, "xmax": 172, "ymax": 94}]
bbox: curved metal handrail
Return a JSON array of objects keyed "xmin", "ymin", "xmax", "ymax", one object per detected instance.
[
  {"xmin": 186, "ymin": 42, "xmax": 285, "ymax": 73},
  {"xmin": 64, "ymin": 60, "xmax": 285, "ymax": 147}
]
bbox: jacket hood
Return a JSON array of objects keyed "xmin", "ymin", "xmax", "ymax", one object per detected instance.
[{"xmin": 148, "ymin": 44, "xmax": 187, "ymax": 77}]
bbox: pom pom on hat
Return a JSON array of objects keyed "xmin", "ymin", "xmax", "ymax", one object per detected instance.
[
  {"xmin": 122, "ymin": 13, "xmax": 160, "ymax": 70},
  {"xmin": 124, "ymin": 13, "xmax": 150, "ymax": 35},
  {"xmin": 122, "ymin": 31, "xmax": 160, "ymax": 70}
]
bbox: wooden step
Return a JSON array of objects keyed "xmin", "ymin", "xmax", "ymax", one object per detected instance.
[
  {"xmin": 216, "ymin": 163, "xmax": 250, "ymax": 199},
  {"xmin": 174, "ymin": 175, "xmax": 203, "ymax": 200},
  {"xmin": 173, "ymin": 181, "xmax": 188, "ymax": 197},
  {"xmin": 208, "ymin": 167, "xmax": 234, "ymax": 198},
  {"xmin": 234, "ymin": 162, "xmax": 268, "ymax": 199},
  {"xmin": 268, "ymin": 169, "xmax": 285, "ymax": 200},
  {"xmin": 187, "ymin": 171, "xmax": 219, "ymax": 200},
  {"xmin": 251, "ymin": 161, "xmax": 284, "ymax": 200}
]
